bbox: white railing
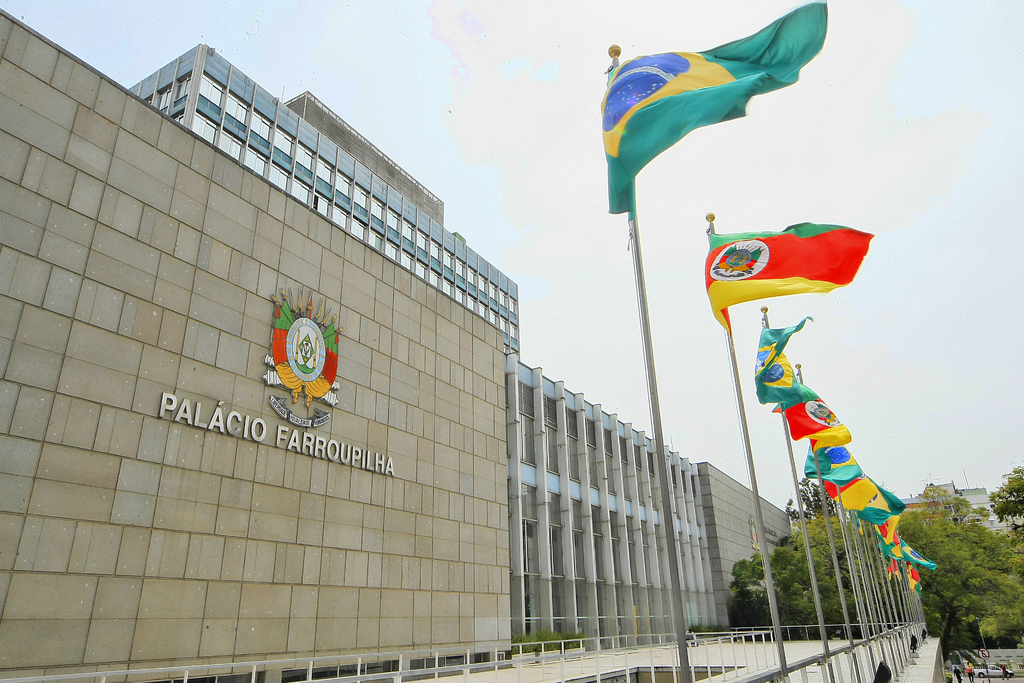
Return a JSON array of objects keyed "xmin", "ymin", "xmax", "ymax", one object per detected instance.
[{"xmin": 0, "ymin": 623, "xmax": 925, "ymax": 683}]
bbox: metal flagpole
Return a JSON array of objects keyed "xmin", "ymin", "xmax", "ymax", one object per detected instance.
[
  {"xmin": 790, "ymin": 363, "xmax": 862, "ymax": 683},
  {"xmin": 836, "ymin": 497, "xmax": 876, "ymax": 672},
  {"xmin": 761, "ymin": 309, "xmax": 836, "ymax": 683},
  {"xmin": 857, "ymin": 512, "xmax": 897, "ymax": 669},
  {"xmin": 625, "ymin": 208, "xmax": 691, "ymax": 682},
  {"xmin": 837, "ymin": 501, "xmax": 877, "ymax": 671},
  {"xmin": 845, "ymin": 507, "xmax": 883, "ymax": 667},
  {"xmin": 708, "ymin": 214, "xmax": 789, "ymax": 679}
]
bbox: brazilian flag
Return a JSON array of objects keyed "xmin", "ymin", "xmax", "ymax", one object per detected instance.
[
  {"xmin": 754, "ymin": 316, "xmax": 811, "ymax": 408},
  {"xmin": 601, "ymin": 3, "xmax": 827, "ymax": 214}
]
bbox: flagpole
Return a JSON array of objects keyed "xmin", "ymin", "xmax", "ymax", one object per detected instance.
[
  {"xmin": 707, "ymin": 214, "xmax": 789, "ymax": 679},
  {"xmin": 791, "ymin": 363, "xmax": 864, "ymax": 683},
  {"xmin": 625, "ymin": 208, "xmax": 692, "ymax": 681},
  {"xmin": 834, "ymin": 497, "xmax": 877, "ymax": 672},
  {"xmin": 835, "ymin": 498, "xmax": 877, "ymax": 672},
  {"xmin": 761, "ymin": 308, "xmax": 836, "ymax": 683}
]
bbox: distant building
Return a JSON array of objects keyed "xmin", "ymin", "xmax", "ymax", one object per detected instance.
[{"xmin": 902, "ymin": 482, "xmax": 1012, "ymax": 532}]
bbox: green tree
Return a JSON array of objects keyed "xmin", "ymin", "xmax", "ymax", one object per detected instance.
[
  {"xmin": 991, "ymin": 466, "xmax": 1024, "ymax": 535},
  {"xmin": 728, "ymin": 555, "xmax": 770, "ymax": 627},
  {"xmin": 785, "ymin": 477, "xmax": 838, "ymax": 522},
  {"xmin": 898, "ymin": 488, "xmax": 1021, "ymax": 656}
]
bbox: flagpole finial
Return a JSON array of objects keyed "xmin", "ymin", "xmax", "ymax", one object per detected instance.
[
  {"xmin": 606, "ymin": 45, "xmax": 621, "ymax": 74},
  {"xmin": 761, "ymin": 306, "xmax": 768, "ymax": 314},
  {"xmin": 706, "ymin": 212, "xmax": 716, "ymax": 235},
  {"xmin": 706, "ymin": 212, "xmax": 715, "ymax": 223}
]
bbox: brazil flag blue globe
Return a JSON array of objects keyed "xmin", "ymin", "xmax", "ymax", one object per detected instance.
[{"xmin": 601, "ymin": 2, "xmax": 827, "ymax": 214}]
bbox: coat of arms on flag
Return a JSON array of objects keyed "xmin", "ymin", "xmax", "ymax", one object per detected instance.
[{"xmin": 263, "ymin": 288, "xmax": 341, "ymax": 428}]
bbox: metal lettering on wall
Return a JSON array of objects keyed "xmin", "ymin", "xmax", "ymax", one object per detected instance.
[{"xmin": 157, "ymin": 393, "xmax": 395, "ymax": 476}]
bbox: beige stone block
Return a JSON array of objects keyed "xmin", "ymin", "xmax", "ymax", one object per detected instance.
[
  {"xmin": 36, "ymin": 442, "xmax": 120, "ymax": 489},
  {"xmin": 0, "ymin": 619, "xmax": 89, "ymax": 668},
  {"xmin": 145, "ymin": 529, "xmax": 189, "ymax": 578},
  {"xmin": 130, "ymin": 618, "xmax": 201, "ymax": 660},
  {"xmin": 204, "ymin": 581, "xmax": 240, "ymax": 618},
  {"xmin": 238, "ymin": 583, "xmax": 290, "ymax": 619},
  {"xmin": 0, "ymin": 513, "xmax": 23, "ymax": 571},
  {"xmin": 314, "ymin": 617, "xmax": 357, "ymax": 651},
  {"xmin": 287, "ymin": 617, "xmax": 316, "ymax": 653},
  {"xmin": 231, "ymin": 617, "xmax": 288, "ymax": 655},
  {"xmin": 28, "ymin": 479, "xmax": 112, "ymax": 522},
  {"xmin": 92, "ymin": 576, "xmax": 142, "ymax": 620},
  {"xmin": 115, "ymin": 526, "xmax": 150, "ymax": 576},
  {"xmin": 3, "ymin": 573, "xmax": 96, "ymax": 620},
  {"xmin": 137, "ymin": 578, "xmax": 206, "ymax": 619},
  {"xmin": 83, "ymin": 618, "xmax": 136, "ymax": 664},
  {"xmin": 199, "ymin": 617, "xmax": 236, "ymax": 657},
  {"xmin": 67, "ymin": 521, "xmax": 122, "ymax": 574}
]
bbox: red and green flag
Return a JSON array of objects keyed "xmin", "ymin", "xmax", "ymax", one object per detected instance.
[
  {"xmin": 602, "ymin": 3, "xmax": 827, "ymax": 214},
  {"xmin": 783, "ymin": 383, "xmax": 852, "ymax": 448},
  {"xmin": 755, "ymin": 316, "xmax": 811, "ymax": 408},
  {"xmin": 706, "ymin": 223, "xmax": 873, "ymax": 330},
  {"xmin": 876, "ymin": 515, "xmax": 900, "ymax": 546}
]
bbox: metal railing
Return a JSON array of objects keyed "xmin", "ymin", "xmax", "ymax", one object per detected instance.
[{"xmin": 0, "ymin": 623, "xmax": 924, "ymax": 683}]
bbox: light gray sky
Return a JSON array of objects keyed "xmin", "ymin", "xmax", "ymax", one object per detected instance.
[{"xmin": 8, "ymin": 0, "xmax": 1021, "ymax": 508}]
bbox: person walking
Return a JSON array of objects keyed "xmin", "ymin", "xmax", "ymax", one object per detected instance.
[
  {"xmin": 955, "ymin": 666, "xmax": 963, "ymax": 683},
  {"xmin": 967, "ymin": 663, "xmax": 975, "ymax": 682},
  {"xmin": 1001, "ymin": 664, "xmax": 1008, "ymax": 679}
]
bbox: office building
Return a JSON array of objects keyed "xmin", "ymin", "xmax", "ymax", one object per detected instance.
[
  {"xmin": 0, "ymin": 15, "xmax": 511, "ymax": 672},
  {"xmin": 0, "ymin": 12, "xmax": 791, "ymax": 675}
]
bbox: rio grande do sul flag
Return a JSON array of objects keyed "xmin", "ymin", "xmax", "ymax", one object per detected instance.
[
  {"xmin": 782, "ymin": 383, "xmax": 851, "ymax": 448},
  {"xmin": 705, "ymin": 223, "xmax": 873, "ymax": 330}
]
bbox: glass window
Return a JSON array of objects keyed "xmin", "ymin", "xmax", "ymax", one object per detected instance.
[
  {"xmin": 217, "ymin": 134, "xmax": 241, "ymax": 159},
  {"xmin": 269, "ymin": 165, "xmax": 288, "ymax": 189},
  {"xmin": 274, "ymin": 129, "xmax": 293, "ymax": 156},
  {"xmin": 371, "ymin": 202, "xmax": 384, "ymax": 221},
  {"xmin": 313, "ymin": 194, "xmax": 329, "ymax": 216},
  {"xmin": 200, "ymin": 75, "xmax": 223, "ymax": 104},
  {"xmin": 337, "ymin": 176, "xmax": 351, "ymax": 197},
  {"xmin": 191, "ymin": 115, "xmax": 217, "ymax": 143},
  {"xmin": 175, "ymin": 77, "xmax": 190, "ymax": 101},
  {"xmin": 353, "ymin": 187, "xmax": 367, "ymax": 209},
  {"xmin": 225, "ymin": 95, "xmax": 247, "ymax": 124},
  {"xmin": 296, "ymin": 145, "xmax": 314, "ymax": 171},
  {"xmin": 157, "ymin": 88, "xmax": 171, "ymax": 111},
  {"xmin": 291, "ymin": 181, "xmax": 310, "ymax": 204},
  {"xmin": 244, "ymin": 149, "xmax": 267, "ymax": 176},
  {"xmin": 251, "ymin": 115, "xmax": 271, "ymax": 141},
  {"xmin": 316, "ymin": 159, "xmax": 333, "ymax": 185}
]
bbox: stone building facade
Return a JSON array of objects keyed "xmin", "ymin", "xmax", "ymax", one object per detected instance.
[
  {"xmin": 0, "ymin": 11, "xmax": 510, "ymax": 673},
  {"xmin": 696, "ymin": 462, "xmax": 791, "ymax": 626}
]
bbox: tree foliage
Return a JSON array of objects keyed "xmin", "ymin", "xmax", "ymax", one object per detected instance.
[
  {"xmin": 888, "ymin": 489, "xmax": 1022, "ymax": 654},
  {"xmin": 991, "ymin": 466, "xmax": 1024, "ymax": 535},
  {"xmin": 785, "ymin": 477, "xmax": 838, "ymax": 522},
  {"xmin": 731, "ymin": 482, "xmax": 1024, "ymax": 658}
]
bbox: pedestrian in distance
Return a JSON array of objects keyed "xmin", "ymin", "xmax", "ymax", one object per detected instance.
[
  {"xmin": 967, "ymin": 663, "xmax": 974, "ymax": 682},
  {"xmin": 1001, "ymin": 664, "xmax": 1008, "ymax": 679},
  {"xmin": 955, "ymin": 666, "xmax": 963, "ymax": 683}
]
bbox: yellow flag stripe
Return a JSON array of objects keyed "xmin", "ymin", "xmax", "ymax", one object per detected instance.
[
  {"xmin": 603, "ymin": 53, "xmax": 735, "ymax": 158},
  {"xmin": 708, "ymin": 276, "xmax": 845, "ymax": 329}
]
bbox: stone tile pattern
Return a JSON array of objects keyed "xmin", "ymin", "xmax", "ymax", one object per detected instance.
[
  {"xmin": 0, "ymin": 13, "xmax": 511, "ymax": 672},
  {"xmin": 696, "ymin": 462, "xmax": 790, "ymax": 627}
]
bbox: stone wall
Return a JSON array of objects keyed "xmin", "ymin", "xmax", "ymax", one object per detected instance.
[{"xmin": 0, "ymin": 12, "xmax": 510, "ymax": 673}]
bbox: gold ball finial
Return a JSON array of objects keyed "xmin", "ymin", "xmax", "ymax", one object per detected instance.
[
  {"xmin": 796, "ymin": 363, "xmax": 802, "ymax": 369},
  {"xmin": 706, "ymin": 212, "xmax": 716, "ymax": 223},
  {"xmin": 761, "ymin": 306, "xmax": 768, "ymax": 314},
  {"xmin": 608, "ymin": 44, "xmax": 621, "ymax": 59}
]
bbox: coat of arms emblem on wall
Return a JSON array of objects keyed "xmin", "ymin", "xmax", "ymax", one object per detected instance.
[{"xmin": 262, "ymin": 288, "xmax": 340, "ymax": 428}]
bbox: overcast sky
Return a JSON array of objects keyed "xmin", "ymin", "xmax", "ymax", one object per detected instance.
[{"xmin": 8, "ymin": 0, "xmax": 1022, "ymax": 508}]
